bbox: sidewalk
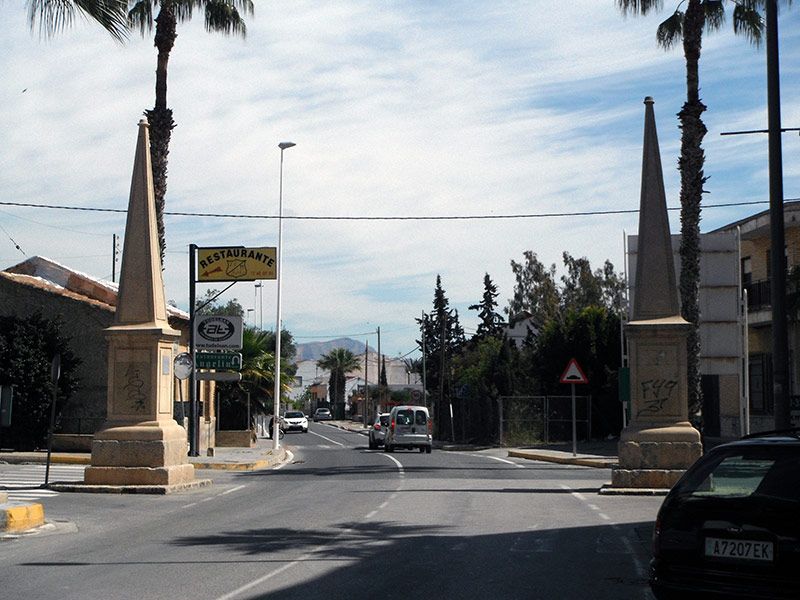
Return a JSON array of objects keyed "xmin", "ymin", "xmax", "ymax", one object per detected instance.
[
  {"xmin": 327, "ymin": 419, "xmax": 618, "ymax": 468},
  {"xmin": 0, "ymin": 437, "xmax": 288, "ymax": 471}
]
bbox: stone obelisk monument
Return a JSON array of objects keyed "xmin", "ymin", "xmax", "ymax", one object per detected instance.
[
  {"xmin": 84, "ymin": 119, "xmax": 197, "ymax": 490},
  {"xmin": 611, "ymin": 97, "xmax": 702, "ymax": 490}
]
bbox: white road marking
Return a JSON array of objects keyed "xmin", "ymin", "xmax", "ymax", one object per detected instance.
[
  {"xmin": 378, "ymin": 452, "xmax": 404, "ymax": 476},
  {"xmin": 364, "ymin": 510, "xmax": 378, "ymax": 519},
  {"xmin": 453, "ymin": 452, "xmax": 525, "ymax": 468},
  {"xmin": 308, "ymin": 431, "xmax": 344, "ymax": 446},
  {"xmin": 220, "ymin": 485, "xmax": 247, "ymax": 496}
]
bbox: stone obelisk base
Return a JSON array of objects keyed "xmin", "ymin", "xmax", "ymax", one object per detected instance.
[
  {"xmin": 83, "ymin": 420, "xmax": 205, "ymax": 492},
  {"xmin": 610, "ymin": 422, "xmax": 701, "ymax": 490}
]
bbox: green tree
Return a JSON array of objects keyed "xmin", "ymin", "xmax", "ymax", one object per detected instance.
[
  {"xmin": 317, "ymin": 348, "xmax": 360, "ymax": 419},
  {"xmin": 469, "ymin": 273, "xmax": 506, "ymax": 341},
  {"xmin": 127, "ymin": 0, "xmax": 253, "ymax": 262},
  {"xmin": 25, "ymin": 0, "xmax": 128, "ymax": 40},
  {"xmin": 416, "ymin": 275, "xmax": 465, "ymax": 439},
  {"xmin": 560, "ymin": 252, "xmax": 626, "ymax": 315},
  {"xmin": 616, "ymin": 0, "xmax": 766, "ymax": 416},
  {"xmin": 507, "ymin": 251, "xmax": 560, "ymax": 324},
  {"xmin": 0, "ymin": 313, "xmax": 80, "ymax": 450},
  {"xmin": 453, "ymin": 336, "xmax": 516, "ymax": 443},
  {"xmin": 194, "ymin": 288, "xmax": 244, "ymax": 316},
  {"xmin": 217, "ymin": 327, "xmax": 297, "ymax": 429},
  {"xmin": 532, "ymin": 306, "xmax": 622, "ymax": 438}
]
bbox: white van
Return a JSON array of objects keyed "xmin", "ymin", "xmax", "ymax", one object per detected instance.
[{"xmin": 384, "ymin": 405, "xmax": 432, "ymax": 453}]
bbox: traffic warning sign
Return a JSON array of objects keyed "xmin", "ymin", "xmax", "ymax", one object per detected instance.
[{"xmin": 560, "ymin": 358, "xmax": 588, "ymax": 385}]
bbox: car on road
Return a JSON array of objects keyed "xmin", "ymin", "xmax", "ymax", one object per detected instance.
[
  {"xmin": 650, "ymin": 429, "xmax": 800, "ymax": 600},
  {"xmin": 282, "ymin": 411, "xmax": 308, "ymax": 433},
  {"xmin": 384, "ymin": 405, "xmax": 432, "ymax": 453},
  {"xmin": 313, "ymin": 407, "xmax": 332, "ymax": 422},
  {"xmin": 368, "ymin": 413, "xmax": 391, "ymax": 449}
]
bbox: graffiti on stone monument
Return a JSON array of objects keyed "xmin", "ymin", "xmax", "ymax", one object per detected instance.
[
  {"xmin": 638, "ymin": 378, "xmax": 677, "ymax": 416},
  {"xmin": 117, "ymin": 362, "xmax": 149, "ymax": 413}
]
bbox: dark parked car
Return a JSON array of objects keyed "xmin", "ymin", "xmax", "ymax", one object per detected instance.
[{"xmin": 650, "ymin": 429, "xmax": 800, "ymax": 600}]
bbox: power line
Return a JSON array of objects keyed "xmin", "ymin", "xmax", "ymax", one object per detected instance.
[{"xmin": 0, "ymin": 199, "xmax": 772, "ymax": 221}]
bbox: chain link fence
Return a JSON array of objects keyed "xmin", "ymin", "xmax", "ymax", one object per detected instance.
[{"xmin": 499, "ymin": 395, "xmax": 591, "ymax": 446}]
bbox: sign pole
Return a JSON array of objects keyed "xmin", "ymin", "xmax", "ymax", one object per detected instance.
[
  {"xmin": 44, "ymin": 354, "xmax": 61, "ymax": 487},
  {"xmin": 189, "ymin": 244, "xmax": 198, "ymax": 457},
  {"xmin": 560, "ymin": 358, "xmax": 589, "ymax": 459},
  {"xmin": 571, "ymin": 383, "xmax": 577, "ymax": 458}
]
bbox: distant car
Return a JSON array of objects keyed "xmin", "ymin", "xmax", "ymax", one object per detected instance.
[
  {"xmin": 368, "ymin": 413, "xmax": 391, "ymax": 449},
  {"xmin": 650, "ymin": 429, "xmax": 800, "ymax": 600},
  {"xmin": 384, "ymin": 405, "xmax": 432, "ymax": 453},
  {"xmin": 313, "ymin": 408, "xmax": 332, "ymax": 422},
  {"xmin": 282, "ymin": 410, "xmax": 308, "ymax": 433}
]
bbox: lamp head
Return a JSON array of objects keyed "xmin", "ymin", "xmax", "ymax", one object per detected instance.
[{"xmin": 278, "ymin": 142, "xmax": 296, "ymax": 150}]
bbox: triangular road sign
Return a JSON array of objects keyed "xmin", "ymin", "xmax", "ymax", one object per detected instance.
[{"xmin": 560, "ymin": 358, "xmax": 588, "ymax": 384}]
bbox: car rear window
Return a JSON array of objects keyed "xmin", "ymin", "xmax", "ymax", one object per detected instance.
[
  {"xmin": 396, "ymin": 410, "xmax": 413, "ymax": 425},
  {"xmin": 379, "ymin": 415, "xmax": 390, "ymax": 426},
  {"xmin": 415, "ymin": 411, "xmax": 427, "ymax": 426},
  {"xmin": 676, "ymin": 448, "xmax": 800, "ymax": 502},
  {"xmin": 285, "ymin": 411, "xmax": 304, "ymax": 418}
]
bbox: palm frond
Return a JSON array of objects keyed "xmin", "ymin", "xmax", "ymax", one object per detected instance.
[
  {"xmin": 656, "ymin": 10, "xmax": 684, "ymax": 49},
  {"xmin": 616, "ymin": 0, "xmax": 664, "ymax": 17},
  {"xmin": 127, "ymin": 1, "xmax": 155, "ymax": 35},
  {"xmin": 28, "ymin": 0, "xmax": 129, "ymax": 41},
  {"xmin": 173, "ymin": 0, "xmax": 196, "ymax": 23},
  {"xmin": 204, "ymin": 0, "xmax": 249, "ymax": 36},
  {"xmin": 733, "ymin": 4, "xmax": 764, "ymax": 47},
  {"xmin": 703, "ymin": 0, "xmax": 725, "ymax": 31}
]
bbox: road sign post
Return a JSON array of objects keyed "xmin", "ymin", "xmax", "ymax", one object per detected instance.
[{"xmin": 560, "ymin": 358, "xmax": 589, "ymax": 457}]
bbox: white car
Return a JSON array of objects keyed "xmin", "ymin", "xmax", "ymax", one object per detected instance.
[{"xmin": 281, "ymin": 410, "xmax": 308, "ymax": 433}]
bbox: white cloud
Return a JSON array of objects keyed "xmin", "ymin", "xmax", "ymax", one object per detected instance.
[{"xmin": 1, "ymin": 1, "xmax": 799, "ymax": 356}]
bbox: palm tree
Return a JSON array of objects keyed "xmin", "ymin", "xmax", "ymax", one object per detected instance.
[
  {"xmin": 25, "ymin": 0, "xmax": 129, "ymax": 41},
  {"xmin": 127, "ymin": 0, "xmax": 253, "ymax": 263},
  {"xmin": 218, "ymin": 327, "xmax": 290, "ymax": 429},
  {"xmin": 616, "ymin": 0, "xmax": 764, "ymax": 418},
  {"xmin": 317, "ymin": 348, "xmax": 361, "ymax": 420}
]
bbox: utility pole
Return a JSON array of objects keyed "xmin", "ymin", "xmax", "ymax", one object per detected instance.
[
  {"xmin": 112, "ymin": 234, "xmax": 119, "ymax": 283},
  {"xmin": 363, "ymin": 340, "xmax": 369, "ymax": 426},
  {"xmin": 766, "ymin": 0, "xmax": 791, "ymax": 429},
  {"xmin": 439, "ymin": 313, "xmax": 448, "ymax": 440},
  {"xmin": 377, "ymin": 326, "xmax": 381, "ymax": 412}
]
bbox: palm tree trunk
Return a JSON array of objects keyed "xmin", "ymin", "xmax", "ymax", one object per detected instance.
[
  {"xmin": 678, "ymin": 0, "xmax": 707, "ymax": 422},
  {"xmin": 147, "ymin": 2, "xmax": 177, "ymax": 266}
]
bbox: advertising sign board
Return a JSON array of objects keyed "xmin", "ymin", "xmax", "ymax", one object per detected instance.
[
  {"xmin": 197, "ymin": 247, "xmax": 276, "ymax": 282},
  {"xmin": 195, "ymin": 352, "xmax": 242, "ymax": 370},
  {"xmin": 194, "ymin": 315, "xmax": 243, "ymax": 350}
]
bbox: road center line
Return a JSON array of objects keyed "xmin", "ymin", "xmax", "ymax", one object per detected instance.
[
  {"xmin": 308, "ymin": 430, "xmax": 345, "ymax": 446},
  {"xmin": 219, "ymin": 485, "xmax": 247, "ymax": 496}
]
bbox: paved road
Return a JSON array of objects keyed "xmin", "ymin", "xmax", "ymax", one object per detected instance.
[{"xmin": 0, "ymin": 423, "xmax": 661, "ymax": 599}]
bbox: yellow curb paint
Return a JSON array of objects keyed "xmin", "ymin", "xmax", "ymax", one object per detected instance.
[
  {"xmin": 1, "ymin": 503, "xmax": 45, "ymax": 533},
  {"xmin": 507, "ymin": 450, "xmax": 616, "ymax": 469}
]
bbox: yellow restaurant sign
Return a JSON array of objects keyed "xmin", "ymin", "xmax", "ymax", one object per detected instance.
[{"xmin": 197, "ymin": 247, "xmax": 277, "ymax": 282}]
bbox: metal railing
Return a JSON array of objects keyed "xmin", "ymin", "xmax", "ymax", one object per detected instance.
[{"xmin": 744, "ymin": 279, "xmax": 771, "ymax": 311}]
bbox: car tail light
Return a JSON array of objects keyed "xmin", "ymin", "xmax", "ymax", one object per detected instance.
[
  {"xmin": 373, "ymin": 423, "xmax": 381, "ymax": 430},
  {"xmin": 428, "ymin": 419, "xmax": 432, "ymax": 434},
  {"xmin": 391, "ymin": 420, "xmax": 395, "ymax": 431}
]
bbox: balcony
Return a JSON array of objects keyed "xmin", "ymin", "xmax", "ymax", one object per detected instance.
[{"xmin": 744, "ymin": 279, "xmax": 771, "ymax": 311}]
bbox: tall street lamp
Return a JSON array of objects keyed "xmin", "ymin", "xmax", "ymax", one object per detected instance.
[
  {"xmin": 254, "ymin": 282, "xmax": 263, "ymax": 329},
  {"xmin": 273, "ymin": 141, "xmax": 296, "ymax": 449}
]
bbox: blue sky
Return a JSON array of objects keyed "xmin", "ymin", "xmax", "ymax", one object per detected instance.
[{"xmin": 1, "ymin": 1, "xmax": 799, "ymax": 357}]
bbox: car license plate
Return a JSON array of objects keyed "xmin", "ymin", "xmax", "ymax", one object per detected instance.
[{"xmin": 705, "ymin": 538, "xmax": 773, "ymax": 561}]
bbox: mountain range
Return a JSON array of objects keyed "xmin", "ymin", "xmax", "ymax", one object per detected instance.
[{"xmin": 294, "ymin": 338, "xmax": 375, "ymax": 362}]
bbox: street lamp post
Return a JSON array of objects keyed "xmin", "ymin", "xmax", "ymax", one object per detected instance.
[
  {"xmin": 273, "ymin": 141, "xmax": 296, "ymax": 449},
  {"xmin": 254, "ymin": 282, "xmax": 263, "ymax": 329}
]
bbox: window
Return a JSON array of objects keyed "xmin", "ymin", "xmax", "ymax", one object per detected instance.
[
  {"xmin": 741, "ymin": 256, "xmax": 752, "ymax": 285},
  {"xmin": 415, "ymin": 411, "xmax": 428, "ymax": 426},
  {"xmin": 749, "ymin": 354, "xmax": 773, "ymax": 416},
  {"xmin": 396, "ymin": 409, "xmax": 413, "ymax": 425}
]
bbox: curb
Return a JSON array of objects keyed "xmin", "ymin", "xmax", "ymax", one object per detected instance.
[
  {"xmin": 190, "ymin": 447, "xmax": 288, "ymax": 471},
  {"xmin": 0, "ymin": 453, "xmax": 91, "ymax": 465},
  {"xmin": 1, "ymin": 501, "xmax": 45, "ymax": 533},
  {"xmin": 508, "ymin": 450, "xmax": 618, "ymax": 469}
]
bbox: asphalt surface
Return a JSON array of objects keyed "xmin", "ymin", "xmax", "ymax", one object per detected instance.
[{"xmin": 0, "ymin": 422, "xmax": 660, "ymax": 600}]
